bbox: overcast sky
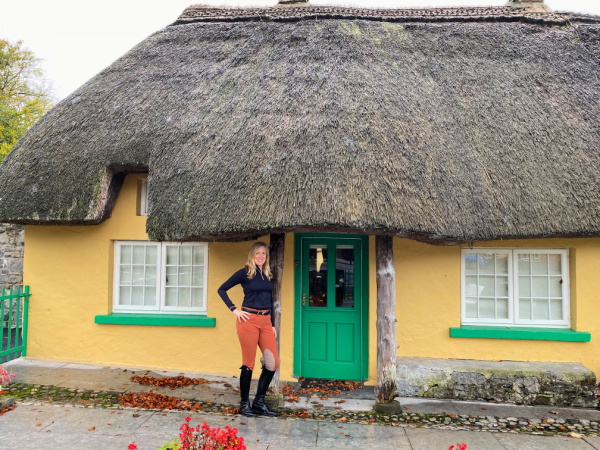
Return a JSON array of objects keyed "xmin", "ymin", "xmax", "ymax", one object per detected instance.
[{"xmin": 2, "ymin": 0, "xmax": 599, "ymax": 101}]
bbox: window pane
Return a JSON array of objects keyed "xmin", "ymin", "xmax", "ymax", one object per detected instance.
[
  {"xmin": 120, "ymin": 265, "xmax": 132, "ymax": 284},
  {"xmin": 132, "ymin": 265, "xmax": 144, "ymax": 285},
  {"xmin": 309, "ymin": 246, "xmax": 327, "ymax": 307},
  {"xmin": 531, "ymin": 254, "xmax": 548, "ymax": 275},
  {"xmin": 120, "ymin": 245, "xmax": 132, "ymax": 264},
  {"xmin": 145, "ymin": 287, "xmax": 156, "ymax": 306},
  {"xmin": 519, "ymin": 298, "xmax": 531, "ymax": 320},
  {"xmin": 549, "ymin": 277, "xmax": 562, "ymax": 297},
  {"xmin": 496, "ymin": 254, "xmax": 508, "ymax": 275},
  {"xmin": 497, "ymin": 298, "xmax": 509, "ymax": 319},
  {"xmin": 518, "ymin": 254, "xmax": 530, "ymax": 275},
  {"xmin": 119, "ymin": 286, "xmax": 131, "ymax": 305},
  {"xmin": 532, "ymin": 277, "xmax": 548, "ymax": 297},
  {"xmin": 550, "ymin": 299, "xmax": 563, "ymax": 320},
  {"xmin": 192, "ymin": 288, "xmax": 204, "ymax": 308},
  {"xmin": 548, "ymin": 254, "xmax": 561, "ymax": 275},
  {"xmin": 336, "ymin": 246, "xmax": 354, "ymax": 308},
  {"xmin": 145, "ymin": 246, "xmax": 157, "ymax": 264},
  {"xmin": 132, "ymin": 246, "xmax": 145, "ymax": 265},
  {"xmin": 496, "ymin": 276, "xmax": 508, "ymax": 297},
  {"xmin": 131, "ymin": 286, "xmax": 144, "ymax": 305},
  {"xmin": 479, "ymin": 276, "xmax": 495, "ymax": 297},
  {"xmin": 518, "ymin": 277, "xmax": 531, "ymax": 297},
  {"xmin": 478, "ymin": 254, "xmax": 495, "ymax": 274},
  {"xmin": 145, "ymin": 266, "xmax": 157, "ymax": 285},
  {"xmin": 166, "ymin": 266, "xmax": 177, "ymax": 286},
  {"xmin": 464, "ymin": 254, "xmax": 477, "ymax": 274},
  {"xmin": 465, "ymin": 276, "xmax": 478, "ymax": 296},
  {"xmin": 166, "ymin": 287, "xmax": 177, "ymax": 306},
  {"xmin": 193, "ymin": 246, "xmax": 205, "ymax": 265},
  {"xmin": 179, "ymin": 288, "xmax": 191, "ymax": 307},
  {"xmin": 192, "ymin": 267, "xmax": 204, "ymax": 287},
  {"xmin": 179, "ymin": 266, "xmax": 191, "ymax": 287},
  {"xmin": 533, "ymin": 299, "xmax": 549, "ymax": 320},
  {"xmin": 465, "ymin": 297, "xmax": 478, "ymax": 318},
  {"xmin": 479, "ymin": 299, "xmax": 495, "ymax": 319},
  {"xmin": 180, "ymin": 246, "xmax": 192, "ymax": 265},
  {"xmin": 166, "ymin": 246, "xmax": 178, "ymax": 265}
]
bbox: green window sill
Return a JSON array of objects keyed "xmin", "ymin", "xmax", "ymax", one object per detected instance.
[
  {"xmin": 450, "ymin": 326, "xmax": 591, "ymax": 342},
  {"xmin": 95, "ymin": 314, "xmax": 215, "ymax": 327}
]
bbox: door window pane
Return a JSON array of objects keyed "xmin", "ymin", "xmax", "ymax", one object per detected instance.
[
  {"xmin": 478, "ymin": 254, "xmax": 495, "ymax": 274},
  {"xmin": 532, "ymin": 277, "xmax": 548, "ymax": 297},
  {"xmin": 335, "ymin": 246, "xmax": 354, "ymax": 308},
  {"xmin": 479, "ymin": 299, "xmax": 495, "ymax": 319},
  {"xmin": 308, "ymin": 246, "xmax": 327, "ymax": 307}
]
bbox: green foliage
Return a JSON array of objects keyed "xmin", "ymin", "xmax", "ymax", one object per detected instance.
[
  {"xmin": 0, "ymin": 39, "xmax": 52, "ymax": 163},
  {"xmin": 157, "ymin": 439, "xmax": 180, "ymax": 449}
]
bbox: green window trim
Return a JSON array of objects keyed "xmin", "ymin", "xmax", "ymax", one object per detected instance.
[
  {"xmin": 450, "ymin": 326, "xmax": 590, "ymax": 342},
  {"xmin": 95, "ymin": 313, "xmax": 215, "ymax": 327}
]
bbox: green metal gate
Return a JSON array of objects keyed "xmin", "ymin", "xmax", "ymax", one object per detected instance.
[{"xmin": 1, "ymin": 285, "xmax": 30, "ymax": 364}]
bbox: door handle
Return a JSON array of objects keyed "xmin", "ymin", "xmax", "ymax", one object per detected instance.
[{"xmin": 302, "ymin": 293, "xmax": 306, "ymax": 306}]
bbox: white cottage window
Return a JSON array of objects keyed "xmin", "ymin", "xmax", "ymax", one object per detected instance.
[
  {"xmin": 139, "ymin": 178, "xmax": 148, "ymax": 216},
  {"xmin": 113, "ymin": 241, "xmax": 208, "ymax": 314},
  {"xmin": 461, "ymin": 248, "xmax": 569, "ymax": 327}
]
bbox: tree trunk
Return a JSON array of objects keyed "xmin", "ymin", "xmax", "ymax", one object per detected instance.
[
  {"xmin": 375, "ymin": 235, "xmax": 398, "ymax": 404},
  {"xmin": 268, "ymin": 233, "xmax": 285, "ymax": 395}
]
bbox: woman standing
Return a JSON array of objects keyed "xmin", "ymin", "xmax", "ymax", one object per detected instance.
[{"xmin": 217, "ymin": 242, "xmax": 279, "ymax": 417}]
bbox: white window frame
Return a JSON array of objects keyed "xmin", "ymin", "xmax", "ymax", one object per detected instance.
[
  {"xmin": 461, "ymin": 248, "xmax": 570, "ymax": 328},
  {"xmin": 113, "ymin": 241, "xmax": 208, "ymax": 315}
]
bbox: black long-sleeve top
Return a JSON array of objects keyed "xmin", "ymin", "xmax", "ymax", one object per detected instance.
[{"xmin": 217, "ymin": 268, "xmax": 275, "ymax": 326}]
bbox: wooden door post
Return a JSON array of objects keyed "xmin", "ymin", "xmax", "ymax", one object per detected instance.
[
  {"xmin": 268, "ymin": 233, "xmax": 285, "ymax": 395},
  {"xmin": 375, "ymin": 235, "xmax": 398, "ymax": 404}
]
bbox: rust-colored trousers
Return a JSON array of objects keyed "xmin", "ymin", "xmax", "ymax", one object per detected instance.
[{"xmin": 236, "ymin": 310, "xmax": 279, "ymax": 371}]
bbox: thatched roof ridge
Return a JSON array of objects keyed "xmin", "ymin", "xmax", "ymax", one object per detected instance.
[
  {"xmin": 174, "ymin": 5, "xmax": 597, "ymax": 26},
  {"xmin": 1, "ymin": 7, "xmax": 600, "ymax": 244}
]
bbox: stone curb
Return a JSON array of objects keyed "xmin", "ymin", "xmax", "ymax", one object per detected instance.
[{"xmin": 3, "ymin": 383, "xmax": 600, "ymax": 437}]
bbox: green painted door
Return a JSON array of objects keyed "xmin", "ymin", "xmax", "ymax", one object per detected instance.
[{"xmin": 295, "ymin": 234, "xmax": 368, "ymax": 381}]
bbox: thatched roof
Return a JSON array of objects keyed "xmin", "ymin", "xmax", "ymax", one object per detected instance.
[{"xmin": 1, "ymin": 4, "xmax": 600, "ymax": 244}]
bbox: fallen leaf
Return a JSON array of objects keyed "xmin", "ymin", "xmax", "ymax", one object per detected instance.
[
  {"xmin": 132, "ymin": 414, "xmax": 141, "ymax": 418},
  {"xmin": 405, "ymin": 407, "xmax": 411, "ymax": 411},
  {"xmin": 46, "ymin": 430, "xmax": 51, "ymax": 433},
  {"xmin": 569, "ymin": 432, "xmax": 583, "ymax": 439},
  {"xmin": 36, "ymin": 424, "xmax": 42, "ymax": 427},
  {"xmin": 338, "ymin": 426, "xmax": 344, "ymax": 428},
  {"xmin": 240, "ymin": 422, "xmax": 246, "ymax": 425},
  {"xmin": 550, "ymin": 410, "xmax": 560, "ymax": 415},
  {"xmin": 88, "ymin": 426, "xmax": 95, "ymax": 431},
  {"xmin": 345, "ymin": 435, "xmax": 350, "ymax": 437},
  {"xmin": 221, "ymin": 418, "xmax": 228, "ymax": 421},
  {"xmin": 481, "ymin": 408, "xmax": 486, "ymax": 410},
  {"xmin": 110, "ymin": 411, "xmax": 115, "ymax": 415}
]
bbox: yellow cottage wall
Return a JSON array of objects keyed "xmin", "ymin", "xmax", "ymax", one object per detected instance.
[
  {"xmin": 23, "ymin": 174, "xmax": 600, "ymax": 381},
  {"xmin": 23, "ymin": 174, "xmax": 296, "ymax": 379}
]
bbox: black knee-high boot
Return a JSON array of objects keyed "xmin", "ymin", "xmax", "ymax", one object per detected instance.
[
  {"xmin": 251, "ymin": 367, "xmax": 277, "ymax": 416},
  {"xmin": 239, "ymin": 365, "xmax": 257, "ymax": 417}
]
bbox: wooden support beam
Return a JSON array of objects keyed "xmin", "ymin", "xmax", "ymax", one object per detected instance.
[
  {"xmin": 375, "ymin": 235, "xmax": 398, "ymax": 404},
  {"xmin": 268, "ymin": 232, "xmax": 285, "ymax": 395}
]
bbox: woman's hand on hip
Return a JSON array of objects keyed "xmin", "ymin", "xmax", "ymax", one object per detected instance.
[
  {"xmin": 233, "ymin": 308, "xmax": 251, "ymax": 322},
  {"xmin": 272, "ymin": 327, "xmax": 277, "ymax": 339}
]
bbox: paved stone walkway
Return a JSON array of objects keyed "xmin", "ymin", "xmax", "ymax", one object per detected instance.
[{"xmin": 2, "ymin": 358, "xmax": 600, "ymax": 449}]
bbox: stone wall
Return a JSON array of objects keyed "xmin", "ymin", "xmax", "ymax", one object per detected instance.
[
  {"xmin": 0, "ymin": 223, "xmax": 24, "ymax": 289},
  {"xmin": 396, "ymin": 357, "xmax": 598, "ymax": 408}
]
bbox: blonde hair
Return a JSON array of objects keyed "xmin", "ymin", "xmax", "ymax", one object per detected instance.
[{"xmin": 245, "ymin": 242, "xmax": 272, "ymax": 280}]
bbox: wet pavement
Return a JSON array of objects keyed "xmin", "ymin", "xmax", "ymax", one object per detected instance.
[{"xmin": 1, "ymin": 358, "xmax": 600, "ymax": 449}]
